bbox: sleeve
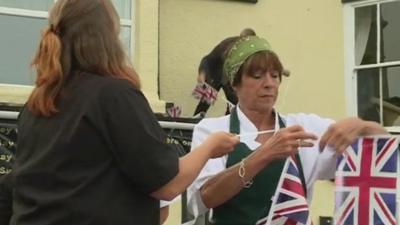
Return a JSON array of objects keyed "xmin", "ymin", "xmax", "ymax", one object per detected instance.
[
  {"xmin": 160, "ymin": 200, "xmax": 170, "ymax": 208},
  {"xmin": 308, "ymin": 115, "xmax": 337, "ymax": 180},
  {"xmin": 160, "ymin": 195, "xmax": 181, "ymax": 208},
  {"xmin": 102, "ymin": 87, "xmax": 179, "ymax": 194},
  {"xmin": 315, "ymin": 146, "xmax": 337, "ymax": 180},
  {"xmin": 291, "ymin": 113, "xmax": 337, "ymax": 185},
  {"xmin": 186, "ymin": 121, "xmax": 226, "ymax": 217},
  {"xmin": 0, "ymin": 172, "xmax": 13, "ymax": 224},
  {"xmin": 286, "ymin": 113, "xmax": 337, "ymax": 200}
]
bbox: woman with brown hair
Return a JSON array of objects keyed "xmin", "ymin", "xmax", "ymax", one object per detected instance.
[
  {"xmin": 187, "ymin": 35, "xmax": 387, "ymax": 225},
  {"xmin": 0, "ymin": 0, "xmax": 239, "ymax": 225},
  {"xmin": 193, "ymin": 28, "xmax": 290, "ymax": 117}
]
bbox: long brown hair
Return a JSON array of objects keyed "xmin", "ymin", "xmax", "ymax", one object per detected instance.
[{"xmin": 29, "ymin": 0, "xmax": 140, "ymax": 117}]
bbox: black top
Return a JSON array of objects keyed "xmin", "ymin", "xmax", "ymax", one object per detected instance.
[
  {"xmin": 9, "ymin": 72, "xmax": 179, "ymax": 225},
  {"xmin": 0, "ymin": 118, "xmax": 17, "ymax": 224}
]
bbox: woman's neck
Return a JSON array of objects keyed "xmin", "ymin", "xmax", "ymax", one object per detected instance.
[{"xmin": 239, "ymin": 106, "xmax": 275, "ymax": 131}]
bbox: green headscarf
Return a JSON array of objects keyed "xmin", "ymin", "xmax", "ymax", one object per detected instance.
[{"xmin": 223, "ymin": 36, "xmax": 272, "ymax": 85}]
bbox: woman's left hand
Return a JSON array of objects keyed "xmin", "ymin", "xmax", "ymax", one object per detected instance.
[{"xmin": 319, "ymin": 117, "xmax": 387, "ymax": 154}]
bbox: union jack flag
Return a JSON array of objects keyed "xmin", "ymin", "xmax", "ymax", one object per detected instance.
[
  {"xmin": 166, "ymin": 105, "xmax": 182, "ymax": 118},
  {"xmin": 192, "ymin": 82, "xmax": 218, "ymax": 105},
  {"xmin": 334, "ymin": 136, "xmax": 399, "ymax": 225},
  {"xmin": 265, "ymin": 155, "xmax": 312, "ymax": 225}
]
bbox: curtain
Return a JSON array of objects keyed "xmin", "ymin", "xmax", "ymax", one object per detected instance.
[{"xmin": 355, "ymin": 6, "xmax": 373, "ymax": 66}]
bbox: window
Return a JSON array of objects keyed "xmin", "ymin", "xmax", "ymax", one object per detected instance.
[
  {"xmin": 112, "ymin": 0, "xmax": 134, "ymax": 57},
  {"xmin": 344, "ymin": 0, "xmax": 400, "ymax": 131},
  {"xmin": 0, "ymin": 0, "xmax": 134, "ymax": 86}
]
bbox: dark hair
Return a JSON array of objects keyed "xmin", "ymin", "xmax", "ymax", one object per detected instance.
[
  {"xmin": 222, "ymin": 28, "xmax": 256, "ymax": 61},
  {"xmin": 240, "ymin": 28, "xmax": 256, "ymax": 37},
  {"xmin": 29, "ymin": 0, "xmax": 140, "ymax": 117},
  {"xmin": 232, "ymin": 51, "xmax": 283, "ymax": 86}
]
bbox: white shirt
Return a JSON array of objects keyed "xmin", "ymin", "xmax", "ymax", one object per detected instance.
[{"xmin": 187, "ymin": 107, "xmax": 337, "ymax": 216}]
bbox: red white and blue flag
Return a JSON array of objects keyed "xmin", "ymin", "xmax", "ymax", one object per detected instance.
[
  {"xmin": 334, "ymin": 136, "xmax": 399, "ymax": 225},
  {"xmin": 192, "ymin": 82, "xmax": 218, "ymax": 105},
  {"xmin": 166, "ymin": 105, "xmax": 182, "ymax": 118},
  {"xmin": 265, "ymin": 155, "xmax": 312, "ymax": 225}
]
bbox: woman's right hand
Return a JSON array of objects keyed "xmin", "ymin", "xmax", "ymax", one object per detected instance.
[
  {"xmin": 202, "ymin": 132, "xmax": 240, "ymax": 158},
  {"xmin": 259, "ymin": 125, "xmax": 317, "ymax": 161}
]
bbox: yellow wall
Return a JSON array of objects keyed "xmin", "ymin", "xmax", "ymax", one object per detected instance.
[
  {"xmin": 159, "ymin": 0, "xmax": 343, "ymax": 224},
  {"xmin": 159, "ymin": 0, "xmax": 346, "ymax": 119},
  {"xmin": 133, "ymin": 0, "xmax": 165, "ymax": 112},
  {"xmin": 311, "ymin": 181, "xmax": 335, "ymax": 223}
]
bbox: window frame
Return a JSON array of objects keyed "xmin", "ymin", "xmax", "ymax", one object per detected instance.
[
  {"xmin": 0, "ymin": 1, "xmax": 135, "ymax": 104},
  {"xmin": 343, "ymin": 0, "xmax": 400, "ymax": 133}
]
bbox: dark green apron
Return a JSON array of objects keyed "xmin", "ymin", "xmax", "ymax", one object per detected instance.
[{"xmin": 212, "ymin": 108, "xmax": 306, "ymax": 225}]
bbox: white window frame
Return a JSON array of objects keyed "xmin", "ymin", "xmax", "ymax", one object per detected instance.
[
  {"xmin": 343, "ymin": 0, "xmax": 400, "ymax": 133},
  {"xmin": 118, "ymin": 0, "xmax": 135, "ymax": 59},
  {"xmin": 0, "ymin": 1, "xmax": 135, "ymax": 45},
  {"xmin": 0, "ymin": 1, "xmax": 135, "ymax": 98}
]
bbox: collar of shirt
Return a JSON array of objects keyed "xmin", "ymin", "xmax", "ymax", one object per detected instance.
[{"xmin": 236, "ymin": 105, "xmax": 279, "ymax": 150}]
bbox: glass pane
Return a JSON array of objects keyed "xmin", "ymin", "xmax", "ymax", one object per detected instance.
[
  {"xmin": 380, "ymin": 1, "xmax": 400, "ymax": 62},
  {"xmin": 0, "ymin": 14, "xmax": 47, "ymax": 85},
  {"xmin": 357, "ymin": 68, "xmax": 380, "ymax": 123},
  {"xmin": 112, "ymin": 0, "xmax": 131, "ymax": 19},
  {"xmin": 355, "ymin": 5, "xmax": 377, "ymax": 65},
  {"xmin": 0, "ymin": 0, "xmax": 54, "ymax": 11},
  {"xmin": 120, "ymin": 26, "xmax": 131, "ymax": 57},
  {"xmin": 382, "ymin": 66, "xmax": 400, "ymax": 126}
]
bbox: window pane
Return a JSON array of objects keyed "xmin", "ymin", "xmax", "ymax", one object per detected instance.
[
  {"xmin": 120, "ymin": 26, "xmax": 131, "ymax": 57},
  {"xmin": 0, "ymin": 14, "xmax": 46, "ymax": 85},
  {"xmin": 0, "ymin": 0, "xmax": 54, "ymax": 11},
  {"xmin": 357, "ymin": 68, "xmax": 380, "ymax": 123},
  {"xmin": 112, "ymin": 0, "xmax": 131, "ymax": 19},
  {"xmin": 355, "ymin": 5, "xmax": 377, "ymax": 65},
  {"xmin": 380, "ymin": 1, "xmax": 400, "ymax": 63},
  {"xmin": 382, "ymin": 66, "xmax": 400, "ymax": 126}
]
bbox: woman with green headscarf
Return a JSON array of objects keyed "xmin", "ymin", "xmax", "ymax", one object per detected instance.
[{"xmin": 187, "ymin": 35, "xmax": 386, "ymax": 225}]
